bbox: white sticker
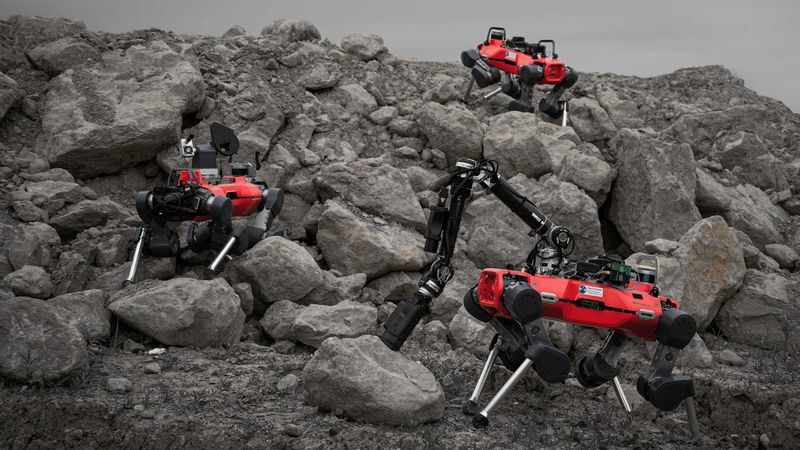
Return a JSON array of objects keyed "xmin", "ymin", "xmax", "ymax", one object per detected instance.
[
  {"xmin": 505, "ymin": 51, "xmax": 517, "ymax": 60},
  {"xmin": 579, "ymin": 285, "xmax": 604, "ymax": 298}
]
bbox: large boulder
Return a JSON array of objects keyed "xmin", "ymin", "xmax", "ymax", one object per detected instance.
[
  {"xmin": 7, "ymin": 15, "xmax": 87, "ymax": 51},
  {"xmin": 50, "ymin": 289, "xmax": 110, "ymax": 342},
  {"xmin": 722, "ymin": 184, "xmax": 785, "ymax": 249},
  {"xmin": 326, "ymin": 84, "xmax": 378, "ymax": 115},
  {"xmin": 556, "ymin": 145, "xmax": 615, "ymax": 205},
  {"xmin": 448, "ymin": 305, "xmax": 495, "ymax": 357},
  {"xmin": 317, "ymin": 200, "xmax": 429, "ymax": 279},
  {"xmin": 0, "ymin": 72, "xmax": 23, "ymax": 120},
  {"xmin": 229, "ymin": 236, "xmax": 324, "ymax": 306},
  {"xmin": 567, "ymin": 97, "xmax": 618, "ymax": 143},
  {"xmin": 25, "ymin": 38, "xmax": 100, "ymax": 77},
  {"xmin": 315, "ymin": 158, "xmax": 426, "ymax": 230},
  {"xmin": 108, "ymin": 278, "xmax": 245, "ymax": 347},
  {"xmin": 3, "ymin": 222, "xmax": 61, "ymax": 270},
  {"xmin": 260, "ymin": 19, "xmax": 321, "ymax": 43},
  {"xmin": 716, "ymin": 270, "xmax": 798, "ymax": 350},
  {"xmin": 0, "ymin": 297, "xmax": 88, "ymax": 382},
  {"xmin": 297, "ymin": 62, "xmax": 341, "ymax": 90},
  {"xmin": 340, "ymin": 33, "xmax": 386, "ymax": 61},
  {"xmin": 608, "ymin": 129, "xmax": 701, "ymax": 251},
  {"xmin": 711, "ymin": 132, "xmax": 789, "ymax": 192},
  {"xmin": 303, "ymin": 335, "xmax": 445, "ymax": 426},
  {"xmin": 3, "ymin": 265, "xmax": 53, "ymax": 299},
  {"xmin": 48, "ymin": 197, "xmax": 121, "ymax": 238},
  {"xmin": 483, "ymin": 112, "xmax": 553, "ymax": 179},
  {"xmin": 34, "ymin": 40, "xmax": 205, "ymax": 177},
  {"xmin": 628, "ymin": 216, "xmax": 745, "ymax": 330},
  {"xmin": 415, "ymin": 102, "xmax": 483, "ymax": 166},
  {"xmin": 263, "ymin": 300, "xmax": 377, "ymax": 348}
]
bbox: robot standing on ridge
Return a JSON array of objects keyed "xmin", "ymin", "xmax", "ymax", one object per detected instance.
[
  {"xmin": 462, "ymin": 27, "xmax": 578, "ymax": 125},
  {"xmin": 381, "ymin": 158, "xmax": 700, "ymax": 436},
  {"xmin": 126, "ymin": 122, "xmax": 284, "ymax": 282}
]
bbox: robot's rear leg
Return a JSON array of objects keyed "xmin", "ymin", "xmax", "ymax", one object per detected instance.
[
  {"xmin": 463, "ymin": 334, "xmax": 503, "ymax": 416},
  {"xmin": 636, "ymin": 308, "xmax": 700, "ymax": 437},
  {"xmin": 125, "ymin": 227, "xmax": 147, "ymax": 284},
  {"xmin": 126, "ymin": 223, "xmax": 180, "ymax": 284},
  {"xmin": 576, "ymin": 329, "xmax": 632, "ymax": 411},
  {"xmin": 538, "ymin": 66, "xmax": 578, "ymax": 119}
]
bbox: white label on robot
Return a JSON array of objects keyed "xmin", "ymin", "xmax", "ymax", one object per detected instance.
[
  {"xmin": 505, "ymin": 51, "xmax": 516, "ymax": 60},
  {"xmin": 579, "ymin": 285, "xmax": 604, "ymax": 298}
]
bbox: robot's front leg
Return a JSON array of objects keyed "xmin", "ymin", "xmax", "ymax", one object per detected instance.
[
  {"xmin": 126, "ymin": 223, "xmax": 180, "ymax": 284},
  {"xmin": 461, "ymin": 49, "xmax": 501, "ymax": 100},
  {"xmin": 576, "ymin": 329, "xmax": 632, "ymax": 412},
  {"xmin": 637, "ymin": 308, "xmax": 700, "ymax": 437},
  {"xmin": 463, "ymin": 335, "xmax": 503, "ymax": 416},
  {"xmin": 125, "ymin": 227, "xmax": 147, "ymax": 284},
  {"xmin": 538, "ymin": 66, "xmax": 578, "ymax": 119}
]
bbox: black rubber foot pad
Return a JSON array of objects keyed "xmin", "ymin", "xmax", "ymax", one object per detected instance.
[
  {"xmin": 462, "ymin": 400, "xmax": 478, "ymax": 416},
  {"xmin": 472, "ymin": 414, "xmax": 489, "ymax": 429}
]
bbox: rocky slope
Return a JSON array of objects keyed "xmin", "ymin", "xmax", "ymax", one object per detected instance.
[{"xmin": 1, "ymin": 15, "xmax": 799, "ymax": 449}]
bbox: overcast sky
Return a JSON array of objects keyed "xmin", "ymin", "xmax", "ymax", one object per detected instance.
[{"xmin": 3, "ymin": 0, "xmax": 799, "ymax": 112}]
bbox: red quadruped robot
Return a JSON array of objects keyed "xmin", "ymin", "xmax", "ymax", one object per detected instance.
[
  {"xmin": 462, "ymin": 27, "xmax": 578, "ymax": 124},
  {"xmin": 381, "ymin": 159, "xmax": 700, "ymax": 436},
  {"xmin": 125, "ymin": 123, "xmax": 284, "ymax": 282}
]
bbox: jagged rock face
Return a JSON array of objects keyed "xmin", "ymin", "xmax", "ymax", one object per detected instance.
[
  {"xmin": 567, "ymin": 97, "xmax": 617, "ymax": 143},
  {"xmin": 340, "ymin": 33, "xmax": 385, "ymax": 61},
  {"xmin": 448, "ymin": 305, "xmax": 494, "ymax": 357},
  {"xmin": 34, "ymin": 41, "xmax": 205, "ymax": 177},
  {"xmin": 316, "ymin": 200, "xmax": 429, "ymax": 279},
  {"xmin": 609, "ymin": 129, "xmax": 701, "ymax": 251},
  {"xmin": 0, "ymin": 297, "xmax": 88, "ymax": 382},
  {"xmin": 25, "ymin": 38, "xmax": 100, "ymax": 77},
  {"xmin": 260, "ymin": 19, "xmax": 321, "ymax": 43},
  {"xmin": 50, "ymin": 289, "xmax": 110, "ymax": 342},
  {"xmin": 302, "ymin": 335, "xmax": 445, "ymax": 426},
  {"xmin": 716, "ymin": 270, "xmax": 799, "ymax": 351},
  {"xmin": 3, "ymin": 265, "xmax": 53, "ymax": 299},
  {"xmin": 415, "ymin": 102, "xmax": 483, "ymax": 165},
  {"xmin": 0, "ymin": 72, "xmax": 22, "ymax": 119},
  {"xmin": 261, "ymin": 299, "xmax": 377, "ymax": 348},
  {"xmin": 108, "ymin": 278, "xmax": 244, "ymax": 347},
  {"xmin": 483, "ymin": 112, "xmax": 553, "ymax": 179}
]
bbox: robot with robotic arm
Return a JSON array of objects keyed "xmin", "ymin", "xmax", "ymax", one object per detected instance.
[
  {"xmin": 462, "ymin": 27, "xmax": 578, "ymax": 124},
  {"xmin": 126, "ymin": 122, "xmax": 284, "ymax": 283},
  {"xmin": 381, "ymin": 159, "xmax": 700, "ymax": 436}
]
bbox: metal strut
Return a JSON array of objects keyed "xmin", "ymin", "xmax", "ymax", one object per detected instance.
[
  {"xmin": 125, "ymin": 227, "xmax": 146, "ymax": 283},
  {"xmin": 463, "ymin": 336, "xmax": 503, "ymax": 416}
]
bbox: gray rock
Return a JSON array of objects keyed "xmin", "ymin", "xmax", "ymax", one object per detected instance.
[
  {"xmin": 387, "ymin": 117, "xmax": 419, "ymax": 137},
  {"xmin": 609, "ymin": 129, "xmax": 701, "ymax": 251},
  {"xmin": 229, "ymin": 236, "xmax": 324, "ymax": 306},
  {"xmin": 0, "ymin": 297, "xmax": 88, "ymax": 382},
  {"xmin": 107, "ymin": 377, "xmax": 132, "ymax": 393},
  {"xmin": 277, "ymin": 373, "xmax": 299, "ymax": 392},
  {"xmin": 297, "ymin": 63, "xmax": 341, "ymax": 90},
  {"xmin": 223, "ymin": 25, "xmax": 246, "ymax": 38},
  {"xmin": 108, "ymin": 278, "xmax": 245, "ymax": 348},
  {"xmin": 260, "ymin": 300, "xmax": 305, "ymax": 341},
  {"xmin": 4, "ymin": 222, "xmax": 61, "ymax": 270},
  {"xmin": 677, "ymin": 333, "xmax": 713, "ymax": 368},
  {"xmin": 143, "ymin": 362, "xmax": 161, "ymax": 374},
  {"xmin": 483, "ymin": 112, "xmax": 553, "ymax": 179},
  {"xmin": 315, "ymin": 158, "xmax": 426, "ymax": 231},
  {"xmin": 232, "ymin": 283, "xmax": 255, "ymax": 316},
  {"xmin": 368, "ymin": 106, "xmax": 398, "ymax": 125},
  {"xmin": 260, "ymin": 19, "xmax": 321, "ymax": 43},
  {"xmin": 716, "ymin": 270, "xmax": 797, "ymax": 350},
  {"xmin": 556, "ymin": 146, "xmax": 614, "ymax": 205},
  {"xmin": 763, "ymin": 244, "xmax": 799, "ymax": 270},
  {"xmin": 11, "ymin": 200, "xmax": 48, "ymax": 223},
  {"xmin": 567, "ymin": 97, "xmax": 618, "ymax": 143},
  {"xmin": 25, "ymin": 38, "xmax": 100, "ymax": 77},
  {"xmin": 366, "ymin": 272, "xmax": 417, "ymax": 303},
  {"xmin": 50, "ymin": 251, "xmax": 90, "ymax": 295},
  {"xmin": 448, "ymin": 305, "xmax": 495, "ymax": 357},
  {"xmin": 292, "ymin": 300, "xmax": 377, "ymax": 347},
  {"xmin": 329, "ymin": 84, "xmax": 378, "ymax": 115},
  {"xmin": 594, "ymin": 84, "xmax": 644, "ymax": 129},
  {"xmin": 694, "ymin": 168, "xmax": 732, "ymax": 214},
  {"xmin": 644, "ymin": 238, "xmax": 680, "ymax": 255},
  {"xmin": 316, "ymin": 200, "xmax": 429, "ymax": 279},
  {"xmin": 34, "ymin": 41, "xmax": 205, "ymax": 177},
  {"xmin": 341, "ymin": 33, "xmax": 386, "ymax": 61},
  {"xmin": 718, "ymin": 349, "xmax": 745, "ymax": 366},
  {"xmin": 50, "ymin": 289, "xmax": 110, "ymax": 341},
  {"xmin": 0, "ymin": 72, "xmax": 23, "ymax": 120},
  {"xmin": 722, "ymin": 185, "xmax": 785, "ymax": 249},
  {"xmin": 3, "ymin": 265, "xmax": 53, "ymax": 299},
  {"xmin": 416, "ymin": 102, "xmax": 483, "ymax": 166},
  {"xmin": 48, "ymin": 197, "xmax": 120, "ymax": 238},
  {"xmin": 7, "ymin": 15, "xmax": 87, "ymax": 50},
  {"xmin": 712, "ymin": 132, "xmax": 789, "ymax": 192},
  {"xmin": 303, "ymin": 335, "xmax": 445, "ymax": 426}
]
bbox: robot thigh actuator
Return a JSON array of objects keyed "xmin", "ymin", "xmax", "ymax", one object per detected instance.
[
  {"xmin": 381, "ymin": 159, "xmax": 700, "ymax": 436},
  {"xmin": 126, "ymin": 123, "xmax": 284, "ymax": 282}
]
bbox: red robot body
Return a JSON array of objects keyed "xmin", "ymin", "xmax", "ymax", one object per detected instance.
[
  {"xmin": 477, "ymin": 38, "xmax": 566, "ymax": 83},
  {"xmin": 176, "ymin": 171, "xmax": 265, "ymax": 219}
]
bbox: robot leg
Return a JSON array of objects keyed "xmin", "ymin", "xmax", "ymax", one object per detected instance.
[
  {"xmin": 575, "ymin": 330, "xmax": 632, "ymax": 412},
  {"xmin": 538, "ymin": 66, "xmax": 578, "ymax": 119}
]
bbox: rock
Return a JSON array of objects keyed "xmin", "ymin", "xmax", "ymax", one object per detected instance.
[
  {"xmin": 229, "ymin": 236, "xmax": 324, "ymax": 306},
  {"xmin": 315, "ymin": 158, "xmax": 426, "ymax": 230},
  {"xmin": 369, "ymin": 106, "xmax": 398, "ymax": 125},
  {"xmin": 630, "ymin": 216, "xmax": 745, "ymax": 329},
  {"xmin": 282, "ymin": 424, "xmax": 304, "ymax": 437},
  {"xmin": 291, "ymin": 300, "xmax": 377, "ymax": 347},
  {"xmin": 4, "ymin": 222, "xmax": 61, "ymax": 270},
  {"xmin": 277, "ymin": 373, "xmax": 299, "ymax": 392},
  {"xmin": 0, "ymin": 72, "xmax": 23, "ymax": 120},
  {"xmin": 594, "ymin": 84, "xmax": 644, "ymax": 128},
  {"xmin": 416, "ymin": 102, "xmax": 483, "ymax": 166},
  {"xmin": 387, "ymin": 117, "xmax": 419, "ymax": 137},
  {"xmin": 7, "ymin": 15, "xmax": 87, "ymax": 50},
  {"xmin": 644, "ymin": 238, "xmax": 680, "ymax": 255},
  {"xmin": 547, "ymin": 320, "xmax": 573, "ymax": 352},
  {"xmin": 301, "ymin": 271, "xmax": 366, "ymax": 306},
  {"xmin": 483, "ymin": 112, "xmax": 553, "ymax": 179},
  {"xmin": 34, "ymin": 41, "xmax": 205, "ymax": 177},
  {"xmin": 567, "ymin": 97, "xmax": 618, "ymax": 143},
  {"xmin": 609, "ymin": 129, "xmax": 701, "ymax": 251},
  {"xmin": 340, "ymin": 33, "xmax": 385, "ymax": 61},
  {"xmin": 50, "ymin": 289, "xmax": 110, "ymax": 341},
  {"xmin": 712, "ymin": 132, "xmax": 789, "ymax": 192},
  {"xmin": 223, "ymin": 25, "xmax": 246, "ymax": 38},
  {"xmin": 556, "ymin": 146, "xmax": 614, "ymax": 205},
  {"xmin": 260, "ymin": 19, "xmax": 321, "ymax": 43},
  {"xmin": 718, "ymin": 349, "xmax": 745, "ymax": 366},
  {"xmin": 329, "ymin": 84, "xmax": 378, "ymax": 115},
  {"xmin": 317, "ymin": 200, "xmax": 429, "ymax": 279},
  {"xmin": 366, "ymin": 272, "xmax": 417, "ymax": 303},
  {"xmin": 11, "ymin": 200, "xmax": 48, "ymax": 223},
  {"xmin": 3, "ymin": 265, "xmax": 53, "ymax": 299},
  {"xmin": 763, "ymin": 244, "xmax": 799, "ymax": 270},
  {"xmin": 677, "ymin": 333, "xmax": 713, "ymax": 368},
  {"xmin": 260, "ymin": 300, "xmax": 305, "ymax": 341},
  {"xmin": 695, "ymin": 168, "xmax": 732, "ymax": 214},
  {"xmin": 48, "ymin": 197, "xmax": 119, "ymax": 238},
  {"xmin": 87, "ymin": 257, "xmax": 175, "ymax": 292},
  {"xmin": 0, "ymin": 297, "xmax": 87, "ymax": 382},
  {"xmin": 303, "ymin": 335, "xmax": 445, "ymax": 426},
  {"xmin": 107, "ymin": 377, "xmax": 132, "ymax": 393},
  {"xmin": 50, "ymin": 251, "xmax": 90, "ymax": 295},
  {"xmin": 232, "ymin": 283, "xmax": 255, "ymax": 316},
  {"xmin": 723, "ymin": 185, "xmax": 785, "ymax": 249},
  {"xmin": 430, "ymin": 255, "xmax": 482, "ymax": 324},
  {"xmin": 297, "ymin": 63, "xmax": 340, "ymax": 90},
  {"xmin": 447, "ymin": 305, "xmax": 495, "ymax": 357},
  {"xmin": 716, "ymin": 269, "xmax": 797, "ymax": 350},
  {"xmin": 108, "ymin": 278, "xmax": 245, "ymax": 348},
  {"xmin": 143, "ymin": 362, "xmax": 161, "ymax": 374},
  {"xmin": 25, "ymin": 38, "xmax": 100, "ymax": 77}
]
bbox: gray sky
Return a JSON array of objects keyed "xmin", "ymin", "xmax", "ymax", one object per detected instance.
[{"xmin": 3, "ymin": 0, "xmax": 799, "ymax": 112}]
